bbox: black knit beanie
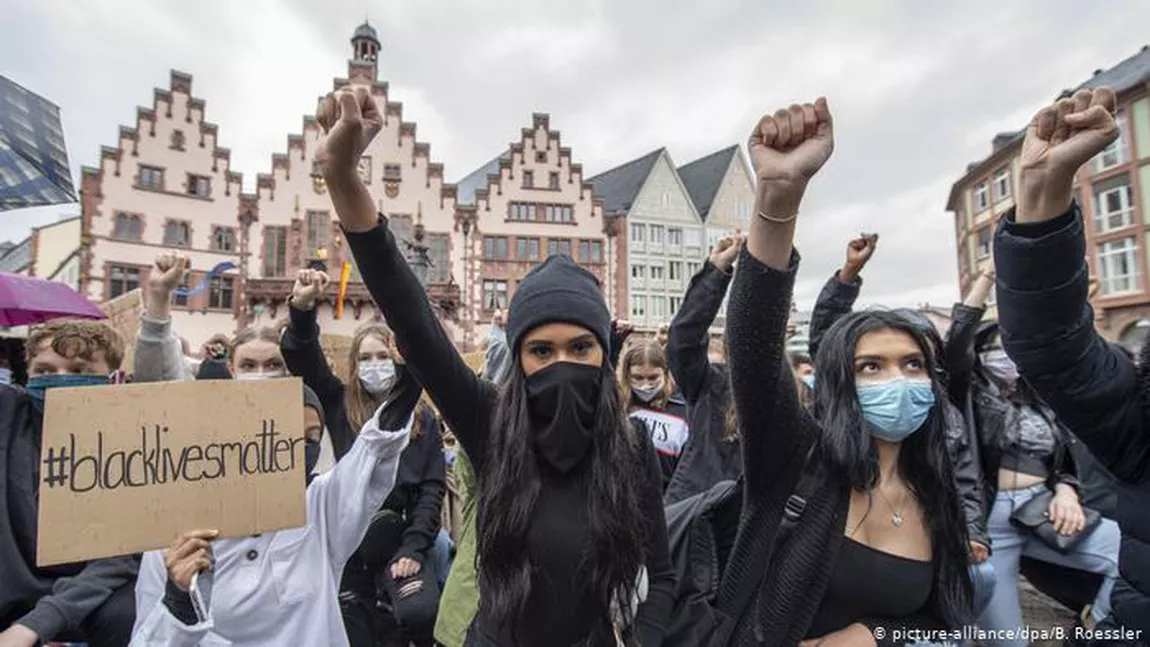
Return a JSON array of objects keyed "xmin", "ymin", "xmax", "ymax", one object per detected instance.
[
  {"xmin": 302, "ymin": 384, "xmax": 325, "ymax": 425},
  {"xmin": 505, "ymin": 255, "xmax": 611, "ymax": 353}
]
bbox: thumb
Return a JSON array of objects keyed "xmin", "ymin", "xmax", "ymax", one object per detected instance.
[
  {"xmin": 337, "ymin": 90, "xmax": 362, "ymax": 125},
  {"xmin": 814, "ymin": 97, "xmax": 833, "ymax": 135}
]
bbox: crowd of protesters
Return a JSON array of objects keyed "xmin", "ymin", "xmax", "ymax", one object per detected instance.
[{"xmin": 0, "ymin": 84, "xmax": 1146, "ymax": 647}]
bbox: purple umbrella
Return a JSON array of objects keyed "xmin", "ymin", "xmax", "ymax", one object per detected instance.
[{"xmin": 0, "ymin": 272, "xmax": 106, "ymax": 326}]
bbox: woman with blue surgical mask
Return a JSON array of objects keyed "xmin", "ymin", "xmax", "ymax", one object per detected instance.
[
  {"xmin": 717, "ymin": 99, "xmax": 972, "ymax": 643},
  {"xmin": 282, "ymin": 269, "xmax": 445, "ymax": 647}
]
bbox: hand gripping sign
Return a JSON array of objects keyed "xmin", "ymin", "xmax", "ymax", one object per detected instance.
[{"xmin": 36, "ymin": 379, "xmax": 305, "ymax": 566}]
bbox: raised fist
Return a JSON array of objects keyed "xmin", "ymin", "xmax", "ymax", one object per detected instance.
[
  {"xmin": 314, "ymin": 86, "xmax": 384, "ymax": 181},
  {"xmin": 656, "ymin": 324, "xmax": 669, "ymax": 346},
  {"xmin": 291, "ymin": 269, "xmax": 331, "ymax": 310},
  {"xmin": 1019, "ymin": 87, "xmax": 1119, "ymax": 223},
  {"xmin": 709, "ymin": 235, "xmax": 743, "ymax": 273},
  {"xmin": 842, "ymin": 234, "xmax": 878, "ymax": 281},
  {"xmin": 149, "ymin": 253, "xmax": 188, "ymax": 294},
  {"xmin": 492, "ymin": 309, "xmax": 506, "ymax": 328},
  {"xmin": 748, "ymin": 98, "xmax": 834, "ymax": 191}
]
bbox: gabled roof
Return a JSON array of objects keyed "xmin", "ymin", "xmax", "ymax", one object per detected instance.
[
  {"xmin": 677, "ymin": 145, "xmax": 738, "ymax": 221},
  {"xmin": 587, "ymin": 148, "xmax": 664, "ymax": 215},
  {"xmin": 948, "ymin": 44, "xmax": 1150, "ymax": 212},
  {"xmin": 0, "ymin": 236, "xmax": 31, "ymax": 273},
  {"xmin": 454, "ymin": 152, "xmax": 509, "ymax": 206},
  {"xmin": 1073, "ymin": 44, "xmax": 1150, "ymax": 95}
]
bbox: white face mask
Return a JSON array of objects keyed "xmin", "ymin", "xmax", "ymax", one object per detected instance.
[
  {"xmin": 235, "ymin": 370, "xmax": 287, "ymax": 381},
  {"xmin": 358, "ymin": 359, "xmax": 397, "ymax": 395},
  {"xmin": 980, "ymin": 349, "xmax": 1019, "ymax": 384},
  {"xmin": 632, "ymin": 382, "xmax": 663, "ymax": 404},
  {"xmin": 0, "ymin": 367, "xmax": 11, "ymax": 386}
]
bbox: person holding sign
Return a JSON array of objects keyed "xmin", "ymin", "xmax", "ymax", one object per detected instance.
[
  {"xmin": 128, "ymin": 274, "xmax": 419, "ymax": 646},
  {"xmin": 282, "ymin": 268, "xmax": 446, "ymax": 647},
  {"xmin": 315, "ymin": 87, "xmax": 674, "ymax": 646},
  {"xmin": 0, "ymin": 321, "xmax": 138, "ymax": 647}
]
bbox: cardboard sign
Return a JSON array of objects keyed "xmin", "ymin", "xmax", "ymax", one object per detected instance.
[
  {"xmin": 36, "ymin": 378, "xmax": 305, "ymax": 566},
  {"xmin": 100, "ymin": 288, "xmax": 142, "ymax": 370}
]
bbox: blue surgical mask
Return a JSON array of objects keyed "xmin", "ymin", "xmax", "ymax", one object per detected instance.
[
  {"xmin": 857, "ymin": 377, "xmax": 935, "ymax": 441},
  {"xmin": 801, "ymin": 374, "xmax": 815, "ymax": 389},
  {"xmin": 0, "ymin": 367, "xmax": 11, "ymax": 386},
  {"xmin": 444, "ymin": 447, "xmax": 457, "ymax": 469},
  {"xmin": 26, "ymin": 373, "xmax": 110, "ymax": 412}
]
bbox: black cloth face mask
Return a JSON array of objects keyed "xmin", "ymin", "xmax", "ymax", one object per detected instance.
[
  {"xmin": 305, "ymin": 439, "xmax": 321, "ymax": 486},
  {"xmin": 525, "ymin": 361, "xmax": 602, "ymax": 473}
]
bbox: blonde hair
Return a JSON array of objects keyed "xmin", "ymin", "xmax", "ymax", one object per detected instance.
[
  {"xmin": 617, "ymin": 340, "xmax": 672, "ymax": 410},
  {"xmin": 345, "ymin": 322, "xmax": 424, "ymax": 439},
  {"xmin": 229, "ymin": 327, "xmax": 280, "ymax": 360}
]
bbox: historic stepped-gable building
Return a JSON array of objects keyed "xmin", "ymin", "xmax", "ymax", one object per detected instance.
[
  {"xmin": 79, "ymin": 70, "xmax": 251, "ymax": 347},
  {"xmin": 245, "ymin": 22, "xmax": 462, "ymax": 341},
  {"xmin": 454, "ymin": 114, "xmax": 616, "ymax": 345}
]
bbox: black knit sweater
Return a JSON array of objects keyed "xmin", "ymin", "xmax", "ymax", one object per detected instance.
[
  {"xmin": 717, "ymin": 249, "xmax": 949, "ymax": 645},
  {"xmin": 344, "ymin": 216, "xmax": 674, "ymax": 647}
]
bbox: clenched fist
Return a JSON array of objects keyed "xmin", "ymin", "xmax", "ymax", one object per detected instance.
[
  {"xmin": 291, "ymin": 269, "xmax": 331, "ymax": 310},
  {"xmin": 749, "ymin": 98, "xmax": 835, "ymax": 197},
  {"xmin": 841, "ymin": 234, "xmax": 878, "ymax": 283},
  {"xmin": 315, "ymin": 86, "xmax": 384, "ymax": 182},
  {"xmin": 150, "ymin": 253, "xmax": 189, "ymax": 295},
  {"xmin": 709, "ymin": 235, "xmax": 743, "ymax": 273},
  {"xmin": 1018, "ymin": 87, "xmax": 1119, "ymax": 224}
]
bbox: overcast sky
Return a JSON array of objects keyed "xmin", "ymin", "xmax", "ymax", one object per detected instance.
[{"xmin": 3, "ymin": 0, "xmax": 1147, "ymax": 310}]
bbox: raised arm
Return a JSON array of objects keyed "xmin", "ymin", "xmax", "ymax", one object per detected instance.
[
  {"xmin": 995, "ymin": 86, "xmax": 1149, "ymax": 483},
  {"xmin": 807, "ymin": 235, "xmax": 876, "ymax": 360},
  {"xmin": 943, "ymin": 269, "xmax": 991, "ymax": 406},
  {"xmin": 733, "ymin": 99, "xmax": 835, "ymax": 496},
  {"xmin": 315, "ymin": 87, "xmax": 495, "ymax": 464},
  {"xmin": 135, "ymin": 254, "xmax": 194, "ymax": 384},
  {"xmin": 281, "ymin": 269, "xmax": 356, "ymax": 459},
  {"xmin": 666, "ymin": 236, "xmax": 737, "ymax": 405}
]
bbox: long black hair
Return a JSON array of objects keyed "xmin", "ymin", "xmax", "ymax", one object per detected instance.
[
  {"xmin": 812, "ymin": 309, "xmax": 972, "ymax": 627},
  {"xmin": 476, "ymin": 357, "xmax": 647, "ymax": 638}
]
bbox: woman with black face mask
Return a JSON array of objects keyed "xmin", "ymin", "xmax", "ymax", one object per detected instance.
[{"xmin": 314, "ymin": 87, "xmax": 674, "ymax": 647}]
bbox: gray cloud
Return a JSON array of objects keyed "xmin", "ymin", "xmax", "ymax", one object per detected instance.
[{"xmin": 3, "ymin": 0, "xmax": 1147, "ymax": 310}]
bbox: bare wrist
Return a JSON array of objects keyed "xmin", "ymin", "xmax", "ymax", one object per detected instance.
[
  {"xmin": 840, "ymin": 266, "xmax": 860, "ymax": 284},
  {"xmin": 1018, "ymin": 172, "xmax": 1074, "ymax": 224},
  {"xmin": 290, "ymin": 295, "xmax": 317, "ymax": 310},
  {"xmin": 756, "ymin": 178, "xmax": 807, "ymax": 216}
]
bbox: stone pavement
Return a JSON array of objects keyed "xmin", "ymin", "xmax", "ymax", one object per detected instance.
[{"xmin": 1019, "ymin": 577, "xmax": 1079, "ymax": 646}]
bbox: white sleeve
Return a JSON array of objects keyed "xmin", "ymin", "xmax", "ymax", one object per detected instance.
[
  {"xmin": 129, "ymin": 551, "xmax": 213, "ymax": 647},
  {"xmin": 308, "ymin": 402, "xmax": 411, "ymax": 570},
  {"xmin": 133, "ymin": 316, "xmax": 195, "ymax": 384}
]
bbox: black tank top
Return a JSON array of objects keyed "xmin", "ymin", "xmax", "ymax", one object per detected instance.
[{"xmin": 805, "ymin": 537, "xmax": 934, "ymax": 638}]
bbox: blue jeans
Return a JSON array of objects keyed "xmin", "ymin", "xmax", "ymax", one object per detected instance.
[
  {"xmin": 429, "ymin": 528, "xmax": 454, "ymax": 589},
  {"xmin": 969, "ymin": 560, "xmax": 997, "ymax": 618},
  {"xmin": 977, "ymin": 484, "xmax": 1121, "ymax": 646}
]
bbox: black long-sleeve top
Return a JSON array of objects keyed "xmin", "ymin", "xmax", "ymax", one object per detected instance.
[
  {"xmin": 281, "ymin": 305, "xmax": 446, "ymax": 566},
  {"xmin": 663, "ymin": 261, "xmax": 742, "ymax": 506},
  {"xmin": 807, "ymin": 272, "xmax": 990, "ymax": 549},
  {"xmin": 343, "ymin": 216, "xmax": 674, "ymax": 647},
  {"xmin": 994, "ymin": 204, "xmax": 1150, "ymax": 633},
  {"xmin": 717, "ymin": 249, "xmax": 948, "ymax": 645}
]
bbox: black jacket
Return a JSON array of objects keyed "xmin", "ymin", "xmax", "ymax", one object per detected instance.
[
  {"xmin": 281, "ymin": 306, "xmax": 446, "ymax": 570},
  {"xmin": 994, "ymin": 204, "xmax": 1150, "ymax": 634},
  {"xmin": 344, "ymin": 216, "xmax": 674, "ymax": 647},
  {"xmin": 664, "ymin": 262, "xmax": 742, "ymax": 506},
  {"xmin": 807, "ymin": 272, "xmax": 990, "ymax": 549},
  {"xmin": 944, "ymin": 304, "xmax": 1096, "ymax": 513},
  {"xmin": 0, "ymin": 386, "xmax": 139, "ymax": 640},
  {"xmin": 718, "ymin": 250, "xmax": 953, "ymax": 645}
]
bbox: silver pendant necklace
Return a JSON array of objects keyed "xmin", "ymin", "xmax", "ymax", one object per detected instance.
[{"xmin": 876, "ymin": 486, "xmax": 908, "ymax": 527}]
